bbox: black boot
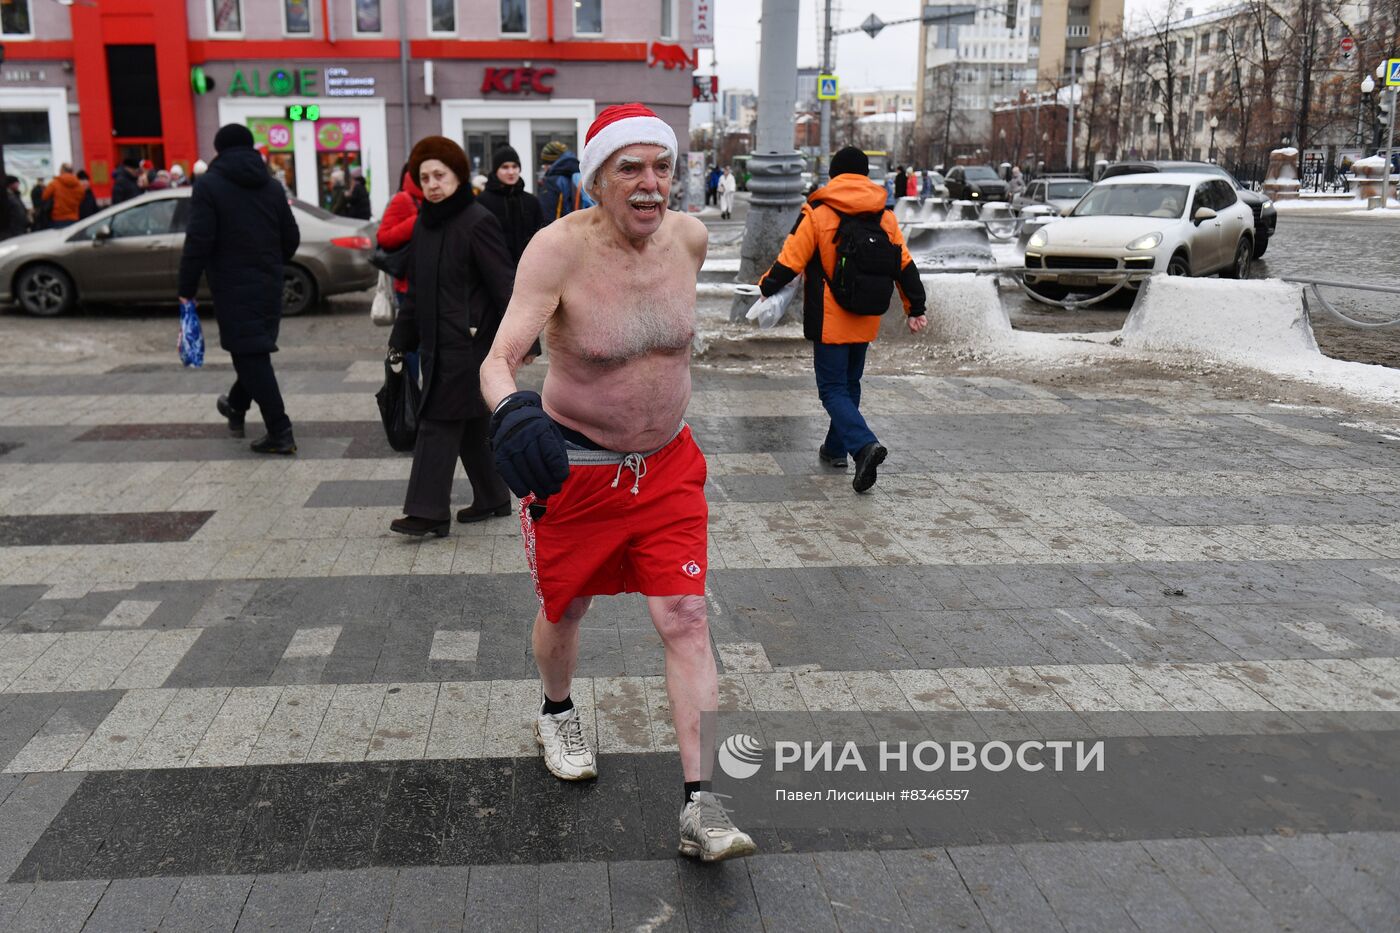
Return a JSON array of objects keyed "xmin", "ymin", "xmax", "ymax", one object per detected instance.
[
  {"xmin": 250, "ymin": 430, "xmax": 297, "ymax": 455},
  {"xmin": 456, "ymin": 502, "xmax": 513, "ymax": 523},
  {"xmin": 852, "ymin": 442, "xmax": 887, "ymax": 493},
  {"xmin": 391, "ymin": 515, "xmax": 450, "ymax": 537},
  {"xmin": 216, "ymin": 395, "xmax": 245, "ymax": 438}
]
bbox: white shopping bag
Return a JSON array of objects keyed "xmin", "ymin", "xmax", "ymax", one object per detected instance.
[
  {"xmin": 744, "ymin": 276, "xmax": 801, "ymax": 329},
  {"xmin": 370, "ymin": 272, "xmax": 396, "ymax": 326}
]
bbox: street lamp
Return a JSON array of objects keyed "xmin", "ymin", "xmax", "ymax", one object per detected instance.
[
  {"xmin": 1154, "ymin": 111, "xmax": 1164, "ymax": 159},
  {"xmin": 1208, "ymin": 115, "xmax": 1219, "ymax": 163},
  {"xmin": 1041, "ymin": 131, "xmax": 1049, "ymax": 174},
  {"xmin": 1360, "ymin": 74, "xmax": 1374, "ymax": 149},
  {"xmin": 999, "ymin": 128, "xmax": 1006, "ymax": 163}
]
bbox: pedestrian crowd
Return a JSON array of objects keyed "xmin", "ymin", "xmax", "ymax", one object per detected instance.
[{"xmin": 1, "ymin": 157, "xmax": 203, "ymax": 239}]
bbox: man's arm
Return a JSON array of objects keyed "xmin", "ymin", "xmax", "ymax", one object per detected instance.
[
  {"xmin": 880, "ymin": 212, "xmax": 927, "ymax": 331},
  {"xmin": 480, "ymin": 223, "xmax": 567, "ymax": 410},
  {"xmin": 758, "ymin": 206, "xmax": 815, "ymax": 296},
  {"xmin": 177, "ymin": 183, "xmax": 217, "ymax": 299}
]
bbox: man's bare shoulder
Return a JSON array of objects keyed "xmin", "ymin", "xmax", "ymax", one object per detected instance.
[{"xmin": 668, "ymin": 211, "xmax": 708, "ymax": 261}]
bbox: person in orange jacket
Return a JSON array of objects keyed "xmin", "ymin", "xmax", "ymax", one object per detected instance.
[
  {"xmin": 758, "ymin": 146, "xmax": 926, "ymax": 494},
  {"xmin": 42, "ymin": 164, "xmax": 86, "ymax": 228}
]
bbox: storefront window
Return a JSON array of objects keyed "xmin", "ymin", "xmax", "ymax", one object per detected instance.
[
  {"xmin": 210, "ymin": 0, "xmax": 241, "ymax": 33},
  {"xmin": 284, "ymin": 0, "xmax": 311, "ymax": 33},
  {"xmin": 574, "ymin": 0, "xmax": 602, "ymax": 35},
  {"xmin": 1, "ymin": 0, "xmax": 33, "ymax": 36},
  {"xmin": 430, "ymin": 0, "xmax": 455, "ymax": 33},
  {"xmin": 661, "ymin": 0, "xmax": 674, "ymax": 38},
  {"xmin": 500, "ymin": 0, "xmax": 526, "ymax": 34},
  {"xmin": 354, "ymin": 0, "xmax": 382, "ymax": 34}
]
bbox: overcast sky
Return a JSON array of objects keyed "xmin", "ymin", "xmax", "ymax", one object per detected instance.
[{"xmin": 690, "ymin": 0, "xmax": 1194, "ymax": 123}]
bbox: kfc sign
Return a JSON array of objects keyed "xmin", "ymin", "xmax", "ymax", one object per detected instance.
[
  {"xmin": 481, "ymin": 67, "xmax": 556, "ymax": 95},
  {"xmin": 693, "ymin": 0, "xmax": 714, "ymax": 48}
]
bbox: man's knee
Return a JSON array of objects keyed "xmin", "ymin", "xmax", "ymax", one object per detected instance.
[
  {"xmin": 552, "ymin": 597, "xmax": 592, "ymax": 627},
  {"xmin": 651, "ymin": 594, "xmax": 709, "ymax": 644}
]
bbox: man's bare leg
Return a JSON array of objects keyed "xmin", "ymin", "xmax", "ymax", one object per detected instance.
[
  {"xmin": 532, "ymin": 596, "xmax": 591, "ymax": 701},
  {"xmin": 646, "ymin": 594, "xmax": 718, "ymax": 781},
  {"xmin": 532, "ymin": 596, "xmax": 596, "ymax": 780},
  {"xmin": 649, "ymin": 592, "xmax": 755, "ymax": 862}
]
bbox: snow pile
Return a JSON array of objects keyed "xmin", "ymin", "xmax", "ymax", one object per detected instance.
[
  {"xmin": 921, "ymin": 274, "xmax": 1012, "ymax": 349},
  {"xmin": 1121, "ymin": 277, "xmax": 1317, "ymax": 365},
  {"xmin": 1119, "ymin": 276, "xmax": 1400, "ymax": 404},
  {"xmin": 906, "ymin": 222, "xmax": 994, "ymax": 270}
]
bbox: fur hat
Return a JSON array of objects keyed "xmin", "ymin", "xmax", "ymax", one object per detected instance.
[
  {"xmin": 580, "ymin": 103, "xmax": 677, "ymax": 196},
  {"xmin": 829, "ymin": 147, "xmax": 869, "ymax": 179},
  {"xmin": 213, "ymin": 123, "xmax": 255, "ymax": 153},
  {"xmin": 409, "ymin": 135, "xmax": 472, "ymax": 186}
]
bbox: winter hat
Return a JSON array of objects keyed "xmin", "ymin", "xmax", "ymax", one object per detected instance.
[
  {"xmin": 580, "ymin": 103, "xmax": 677, "ymax": 196},
  {"xmin": 192, "ymin": 160, "xmax": 209, "ymax": 176},
  {"xmin": 539, "ymin": 140, "xmax": 568, "ymax": 165},
  {"xmin": 829, "ymin": 146, "xmax": 869, "ymax": 179},
  {"xmin": 122, "ymin": 157, "xmax": 141, "ymax": 171},
  {"xmin": 213, "ymin": 123, "xmax": 255, "ymax": 153},
  {"xmin": 492, "ymin": 145, "xmax": 522, "ymax": 172},
  {"xmin": 409, "ymin": 135, "xmax": 471, "ymax": 186}
]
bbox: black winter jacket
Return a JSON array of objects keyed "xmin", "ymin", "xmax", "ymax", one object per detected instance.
[
  {"xmin": 178, "ymin": 147, "xmax": 300, "ymax": 354},
  {"xmin": 1, "ymin": 190, "xmax": 28, "ymax": 239},
  {"xmin": 476, "ymin": 177, "xmax": 544, "ymax": 265},
  {"xmin": 111, "ymin": 170, "xmax": 142, "ymax": 205},
  {"xmin": 387, "ymin": 187, "xmax": 516, "ymax": 421},
  {"xmin": 342, "ymin": 180, "xmax": 372, "ymax": 220}
]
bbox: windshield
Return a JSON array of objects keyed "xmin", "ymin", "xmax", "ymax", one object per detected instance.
[
  {"xmin": 1073, "ymin": 184, "xmax": 1190, "ymax": 219},
  {"xmin": 1048, "ymin": 180, "xmax": 1091, "ymax": 199},
  {"xmin": 291, "ymin": 199, "xmax": 338, "ymax": 221},
  {"xmin": 964, "ymin": 167, "xmax": 999, "ymax": 181}
]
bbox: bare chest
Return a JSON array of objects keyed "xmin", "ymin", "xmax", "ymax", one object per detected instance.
[{"xmin": 552, "ymin": 256, "xmax": 697, "ymax": 366}]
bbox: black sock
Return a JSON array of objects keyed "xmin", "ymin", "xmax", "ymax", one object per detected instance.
[
  {"xmin": 541, "ymin": 694, "xmax": 573, "ymax": 716},
  {"xmin": 684, "ymin": 780, "xmax": 712, "ymax": 804}
]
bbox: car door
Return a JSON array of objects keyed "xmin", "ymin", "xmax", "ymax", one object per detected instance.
[
  {"xmin": 1188, "ymin": 182, "xmax": 1224, "ymax": 272},
  {"xmin": 75, "ymin": 198, "xmax": 183, "ymax": 299},
  {"xmin": 1213, "ymin": 181, "xmax": 1249, "ymax": 258},
  {"xmin": 948, "ymin": 167, "xmax": 964, "ymax": 198}
]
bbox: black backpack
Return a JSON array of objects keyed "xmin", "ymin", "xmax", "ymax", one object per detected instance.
[{"xmin": 817, "ymin": 204, "xmax": 902, "ymax": 315}]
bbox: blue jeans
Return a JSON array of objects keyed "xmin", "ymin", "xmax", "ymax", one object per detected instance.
[{"xmin": 813, "ymin": 341, "xmax": 877, "ymax": 458}]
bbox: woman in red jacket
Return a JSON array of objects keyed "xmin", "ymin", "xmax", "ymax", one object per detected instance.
[{"xmin": 377, "ymin": 164, "xmax": 424, "ymax": 380}]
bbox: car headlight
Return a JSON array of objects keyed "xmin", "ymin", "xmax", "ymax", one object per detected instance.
[
  {"xmin": 0, "ymin": 244, "xmax": 18, "ymax": 260},
  {"xmin": 1028, "ymin": 228, "xmax": 1049, "ymax": 248},
  {"xmin": 970, "ymin": 190, "xmax": 980, "ymax": 198},
  {"xmin": 1125, "ymin": 233, "xmax": 1161, "ymax": 250},
  {"xmin": 1262, "ymin": 198, "xmax": 1273, "ymax": 209}
]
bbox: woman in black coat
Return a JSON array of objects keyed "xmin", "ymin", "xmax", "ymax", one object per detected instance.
[
  {"xmin": 387, "ymin": 136, "xmax": 525, "ymax": 537},
  {"xmin": 475, "ymin": 145, "xmax": 544, "ymax": 265}
]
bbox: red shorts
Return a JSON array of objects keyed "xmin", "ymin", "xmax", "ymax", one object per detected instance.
[{"xmin": 521, "ymin": 424, "xmax": 708, "ymax": 622}]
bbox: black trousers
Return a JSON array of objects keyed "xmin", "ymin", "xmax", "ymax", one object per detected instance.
[
  {"xmin": 227, "ymin": 352, "xmax": 291, "ymax": 436},
  {"xmin": 404, "ymin": 414, "xmax": 509, "ymax": 521}
]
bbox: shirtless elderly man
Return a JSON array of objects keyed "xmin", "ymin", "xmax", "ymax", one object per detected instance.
[{"xmin": 481, "ymin": 103, "xmax": 755, "ymax": 863}]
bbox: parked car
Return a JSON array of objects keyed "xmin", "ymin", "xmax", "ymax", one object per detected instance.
[
  {"xmin": 916, "ymin": 170, "xmax": 950, "ymax": 199},
  {"xmin": 0, "ymin": 189, "xmax": 377, "ymax": 318},
  {"xmin": 944, "ymin": 165, "xmax": 1009, "ymax": 202},
  {"xmin": 1098, "ymin": 160, "xmax": 1277, "ymax": 258},
  {"xmin": 1011, "ymin": 175, "xmax": 1093, "ymax": 216},
  {"xmin": 1023, "ymin": 173, "xmax": 1255, "ymax": 301}
]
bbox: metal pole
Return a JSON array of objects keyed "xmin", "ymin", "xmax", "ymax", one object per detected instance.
[
  {"xmin": 819, "ymin": 0, "xmax": 833, "ymax": 183},
  {"xmin": 398, "ymin": 0, "xmax": 411, "ymax": 171},
  {"xmin": 1066, "ymin": 50, "xmax": 1076, "ymax": 173},
  {"xmin": 712, "ymin": 49, "xmax": 721, "ymax": 171},
  {"xmin": 1385, "ymin": 88, "xmax": 1397, "ymax": 206},
  {"xmin": 731, "ymin": 0, "xmax": 805, "ymax": 320}
]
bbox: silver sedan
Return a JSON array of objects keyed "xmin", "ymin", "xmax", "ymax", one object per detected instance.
[{"xmin": 0, "ymin": 189, "xmax": 378, "ymax": 317}]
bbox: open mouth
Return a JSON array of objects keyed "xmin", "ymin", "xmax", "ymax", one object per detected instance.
[{"xmin": 630, "ymin": 202, "xmax": 661, "ymax": 217}]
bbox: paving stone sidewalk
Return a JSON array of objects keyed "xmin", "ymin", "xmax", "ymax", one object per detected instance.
[{"xmin": 1, "ymin": 348, "xmax": 1398, "ymax": 931}]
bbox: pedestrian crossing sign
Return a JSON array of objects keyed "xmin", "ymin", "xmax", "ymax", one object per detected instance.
[
  {"xmin": 1388, "ymin": 58, "xmax": 1400, "ymax": 87},
  {"xmin": 818, "ymin": 75, "xmax": 839, "ymax": 101}
]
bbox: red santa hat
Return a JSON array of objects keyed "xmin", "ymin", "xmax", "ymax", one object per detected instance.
[{"xmin": 579, "ymin": 102, "xmax": 677, "ymax": 197}]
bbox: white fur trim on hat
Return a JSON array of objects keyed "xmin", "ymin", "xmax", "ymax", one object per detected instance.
[{"xmin": 580, "ymin": 115, "xmax": 678, "ymax": 196}]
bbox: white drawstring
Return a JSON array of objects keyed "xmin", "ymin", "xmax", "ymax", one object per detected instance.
[{"xmin": 611, "ymin": 452, "xmax": 648, "ymax": 495}]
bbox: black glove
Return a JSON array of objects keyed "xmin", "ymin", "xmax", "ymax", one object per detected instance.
[{"xmin": 489, "ymin": 391, "xmax": 570, "ymax": 499}]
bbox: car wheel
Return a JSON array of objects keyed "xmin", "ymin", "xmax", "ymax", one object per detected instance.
[
  {"xmin": 15, "ymin": 263, "xmax": 77, "ymax": 317},
  {"xmin": 282, "ymin": 265, "xmax": 317, "ymax": 316},
  {"xmin": 1166, "ymin": 253, "xmax": 1191, "ymax": 277},
  {"xmin": 1222, "ymin": 238, "xmax": 1251, "ymax": 279},
  {"xmin": 1251, "ymin": 234, "xmax": 1269, "ymax": 259}
]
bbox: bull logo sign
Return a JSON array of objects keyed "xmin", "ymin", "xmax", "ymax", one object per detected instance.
[{"xmin": 649, "ymin": 42, "xmax": 697, "ymax": 70}]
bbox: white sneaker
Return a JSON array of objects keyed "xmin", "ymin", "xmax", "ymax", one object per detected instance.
[
  {"xmin": 534, "ymin": 706, "xmax": 597, "ymax": 781},
  {"xmin": 678, "ymin": 791, "xmax": 757, "ymax": 863}
]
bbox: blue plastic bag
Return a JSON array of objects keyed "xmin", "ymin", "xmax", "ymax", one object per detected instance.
[{"xmin": 178, "ymin": 298, "xmax": 204, "ymax": 368}]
